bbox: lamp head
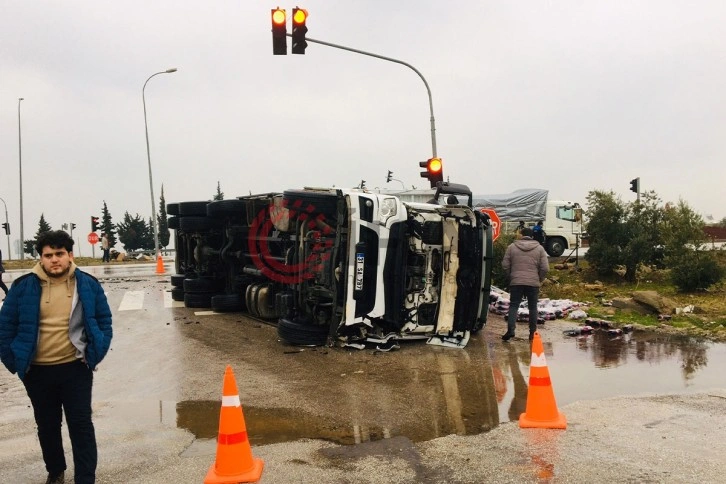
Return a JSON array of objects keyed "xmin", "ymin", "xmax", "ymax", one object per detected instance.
[{"xmin": 165, "ymin": 68, "xmax": 177, "ymax": 73}]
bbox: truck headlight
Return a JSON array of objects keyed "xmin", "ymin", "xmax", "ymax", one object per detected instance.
[{"xmin": 379, "ymin": 197, "xmax": 397, "ymax": 225}]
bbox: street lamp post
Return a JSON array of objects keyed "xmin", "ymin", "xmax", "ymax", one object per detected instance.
[
  {"xmin": 17, "ymin": 97, "xmax": 24, "ymax": 259},
  {"xmin": 142, "ymin": 68, "xmax": 177, "ymax": 259},
  {"xmin": 0, "ymin": 197, "xmax": 10, "ymax": 260}
]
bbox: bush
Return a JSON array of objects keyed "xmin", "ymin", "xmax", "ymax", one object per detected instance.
[
  {"xmin": 492, "ymin": 233, "xmax": 516, "ymax": 288},
  {"xmin": 669, "ymin": 251, "xmax": 725, "ymax": 291}
]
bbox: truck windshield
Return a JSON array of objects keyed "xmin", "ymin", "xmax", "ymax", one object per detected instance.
[{"xmin": 556, "ymin": 204, "xmax": 582, "ymax": 222}]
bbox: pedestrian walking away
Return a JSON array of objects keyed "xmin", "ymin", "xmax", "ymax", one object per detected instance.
[
  {"xmin": 532, "ymin": 220, "xmax": 546, "ymax": 245},
  {"xmin": 100, "ymin": 233, "xmax": 110, "ymax": 263},
  {"xmin": 0, "ymin": 248, "xmax": 8, "ymax": 298},
  {"xmin": 501, "ymin": 227, "xmax": 549, "ymax": 342},
  {"xmin": 0, "ymin": 230, "xmax": 113, "ymax": 484}
]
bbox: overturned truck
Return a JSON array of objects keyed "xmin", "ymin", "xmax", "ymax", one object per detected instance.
[{"xmin": 167, "ymin": 183, "xmax": 493, "ymax": 349}]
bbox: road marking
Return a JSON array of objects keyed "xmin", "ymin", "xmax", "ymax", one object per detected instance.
[
  {"xmin": 194, "ymin": 311, "xmax": 216, "ymax": 316},
  {"xmin": 118, "ymin": 291, "xmax": 145, "ymax": 311},
  {"xmin": 163, "ymin": 290, "xmax": 184, "ymax": 308}
]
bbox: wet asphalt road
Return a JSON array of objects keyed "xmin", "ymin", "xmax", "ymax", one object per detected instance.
[{"xmin": 1, "ymin": 269, "xmax": 725, "ymax": 483}]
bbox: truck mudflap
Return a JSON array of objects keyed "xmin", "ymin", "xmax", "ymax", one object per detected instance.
[{"xmin": 427, "ymin": 330, "xmax": 471, "ymax": 348}]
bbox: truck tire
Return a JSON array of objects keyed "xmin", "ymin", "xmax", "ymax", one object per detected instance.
[
  {"xmin": 546, "ymin": 237, "xmax": 566, "ymax": 257},
  {"xmin": 184, "ymin": 292, "xmax": 212, "ymax": 308},
  {"xmin": 211, "ymin": 294, "xmax": 244, "ymax": 312},
  {"xmin": 166, "ymin": 203, "xmax": 180, "ymax": 216},
  {"xmin": 178, "ymin": 201, "xmax": 209, "ymax": 216},
  {"xmin": 171, "ymin": 287, "xmax": 185, "ymax": 301},
  {"xmin": 207, "ymin": 199, "xmax": 247, "ymax": 219},
  {"xmin": 277, "ymin": 318, "xmax": 329, "ymax": 346},
  {"xmin": 179, "ymin": 216, "xmax": 222, "ymax": 232},
  {"xmin": 183, "ymin": 277, "xmax": 216, "ymax": 293},
  {"xmin": 168, "ymin": 216, "xmax": 179, "ymax": 230},
  {"xmin": 170, "ymin": 274, "xmax": 185, "ymax": 287}
]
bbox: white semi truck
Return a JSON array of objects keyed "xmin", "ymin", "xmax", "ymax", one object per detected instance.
[
  {"xmin": 167, "ymin": 182, "xmax": 493, "ymax": 349},
  {"xmin": 374, "ymin": 187, "xmax": 583, "ymax": 257}
]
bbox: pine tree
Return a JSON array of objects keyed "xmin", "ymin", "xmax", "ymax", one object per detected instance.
[
  {"xmin": 101, "ymin": 201, "xmax": 117, "ymax": 248},
  {"xmin": 213, "ymin": 181, "xmax": 224, "ymax": 201},
  {"xmin": 158, "ymin": 185, "xmax": 170, "ymax": 249}
]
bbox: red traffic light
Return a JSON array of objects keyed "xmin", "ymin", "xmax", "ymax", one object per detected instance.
[
  {"xmin": 292, "ymin": 8, "xmax": 307, "ymax": 25},
  {"xmin": 271, "ymin": 8, "xmax": 288, "ymax": 55},
  {"xmin": 427, "ymin": 158, "xmax": 442, "ymax": 174},
  {"xmin": 272, "ymin": 8, "xmax": 286, "ymax": 25},
  {"xmin": 420, "ymin": 157, "xmax": 444, "ymax": 188}
]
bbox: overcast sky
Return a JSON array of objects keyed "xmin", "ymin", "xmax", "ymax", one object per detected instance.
[{"xmin": 2, "ymin": 0, "xmax": 725, "ymax": 258}]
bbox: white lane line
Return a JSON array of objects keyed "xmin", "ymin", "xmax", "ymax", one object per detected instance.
[
  {"xmin": 118, "ymin": 291, "xmax": 145, "ymax": 311},
  {"xmin": 194, "ymin": 311, "xmax": 216, "ymax": 316}
]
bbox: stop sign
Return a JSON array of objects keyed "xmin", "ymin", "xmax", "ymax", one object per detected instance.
[
  {"xmin": 88, "ymin": 232, "xmax": 99, "ymax": 245},
  {"xmin": 479, "ymin": 208, "xmax": 502, "ymax": 241}
]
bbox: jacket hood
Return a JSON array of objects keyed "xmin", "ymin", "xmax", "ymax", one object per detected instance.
[
  {"xmin": 31, "ymin": 261, "xmax": 78, "ymax": 302},
  {"xmin": 513, "ymin": 237, "xmax": 542, "ymax": 252}
]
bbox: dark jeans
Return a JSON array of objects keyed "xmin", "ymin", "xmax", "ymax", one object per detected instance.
[
  {"xmin": 506, "ymin": 285, "xmax": 540, "ymax": 336},
  {"xmin": 22, "ymin": 360, "xmax": 96, "ymax": 484},
  {"xmin": 102, "ymin": 249, "xmax": 110, "ymax": 262}
]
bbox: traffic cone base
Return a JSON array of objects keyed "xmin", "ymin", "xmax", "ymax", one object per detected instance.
[
  {"xmin": 519, "ymin": 331, "xmax": 567, "ymax": 429},
  {"xmin": 520, "ymin": 411, "xmax": 567, "ymax": 429},
  {"xmin": 155, "ymin": 253, "xmax": 165, "ymax": 274},
  {"xmin": 204, "ymin": 365, "xmax": 264, "ymax": 484},
  {"xmin": 204, "ymin": 458, "xmax": 263, "ymax": 484}
]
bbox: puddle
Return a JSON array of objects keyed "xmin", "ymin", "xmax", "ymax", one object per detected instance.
[
  {"xmin": 173, "ymin": 397, "xmax": 499, "ymax": 447},
  {"xmin": 108, "ymin": 328, "xmax": 726, "ymax": 448},
  {"xmin": 491, "ymin": 329, "xmax": 726, "ymax": 424}
]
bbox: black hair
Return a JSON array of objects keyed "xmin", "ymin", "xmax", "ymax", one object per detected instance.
[{"xmin": 35, "ymin": 230, "xmax": 74, "ymax": 254}]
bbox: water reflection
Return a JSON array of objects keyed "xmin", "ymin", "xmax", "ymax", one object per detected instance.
[{"xmin": 572, "ymin": 331, "xmax": 708, "ymax": 379}]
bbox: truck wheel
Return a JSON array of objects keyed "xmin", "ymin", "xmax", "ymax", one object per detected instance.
[
  {"xmin": 183, "ymin": 277, "xmax": 216, "ymax": 293},
  {"xmin": 546, "ymin": 238, "xmax": 566, "ymax": 257},
  {"xmin": 178, "ymin": 201, "xmax": 209, "ymax": 216},
  {"xmin": 207, "ymin": 199, "xmax": 247, "ymax": 219},
  {"xmin": 277, "ymin": 318, "xmax": 328, "ymax": 346},
  {"xmin": 168, "ymin": 216, "xmax": 179, "ymax": 230},
  {"xmin": 171, "ymin": 287, "xmax": 185, "ymax": 301},
  {"xmin": 184, "ymin": 292, "xmax": 212, "ymax": 308},
  {"xmin": 179, "ymin": 216, "xmax": 223, "ymax": 232},
  {"xmin": 211, "ymin": 294, "xmax": 244, "ymax": 312},
  {"xmin": 166, "ymin": 203, "xmax": 180, "ymax": 216},
  {"xmin": 170, "ymin": 274, "xmax": 185, "ymax": 287}
]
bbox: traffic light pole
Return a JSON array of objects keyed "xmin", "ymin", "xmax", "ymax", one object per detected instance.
[
  {"xmin": 292, "ymin": 35, "xmax": 438, "ymax": 158},
  {"xmin": 0, "ymin": 196, "xmax": 9, "ymax": 260}
]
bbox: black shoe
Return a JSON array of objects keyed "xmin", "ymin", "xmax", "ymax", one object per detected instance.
[
  {"xmin": 46, "ymin": 471, "xmax": 64, "ymax": 484},
  {"xmin": 502, "ymin": 333, "xmax": 514, "ymax": 341}
]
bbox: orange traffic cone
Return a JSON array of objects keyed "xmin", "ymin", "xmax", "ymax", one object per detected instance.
[
  {"xmin": 155, "ymin": 252, "xmax": 165, "ymax": 274},
  {"xmin": 519, "ymin": 331, "xmax": 567, "ymax": 429},
  {"xmin": 204, "ymin": 366, "xmax": 264, "ymax": 484}
]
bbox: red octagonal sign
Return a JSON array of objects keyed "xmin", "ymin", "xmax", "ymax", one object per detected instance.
[
  {"xmin": 479, "ymin": 208, "xmax": 502, "ymax": 241},
  {"xmin": 88, "ymin": 232, "xmax": 99, "ymax": 245}
]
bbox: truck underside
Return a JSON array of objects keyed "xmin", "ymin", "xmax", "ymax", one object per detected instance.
[{"xmin": 168, "ymin": 186, "xmax": 493, "ymax": 349}]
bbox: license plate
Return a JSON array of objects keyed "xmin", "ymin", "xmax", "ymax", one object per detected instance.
[{"xmin": 355, "ymin": 253, "xmax": 365, "ymax": 291}]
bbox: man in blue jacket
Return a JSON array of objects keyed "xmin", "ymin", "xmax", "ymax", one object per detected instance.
[{"xmin": 0, "ymin": 230, "xmax": 112, "ymax": 484}]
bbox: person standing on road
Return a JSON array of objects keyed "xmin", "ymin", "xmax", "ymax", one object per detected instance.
[
  {"xmin": 532, "ymin": 220, "xmax": 546, "ymax": 246},
  {"xmin": 0, "ymin": 248, "xmax": 8, "ymax": 298},
  {"xmin": 513, "ymin": 220, "xmax": 526, "ymax": 237},
  {"xmin": 501, "ymin": 227, "xmax": 549, "ymax": 342},
  {"xmin": 0, "ymin": 230, "xmax": 113, "ymax": 484},
  {"xmin": 100, "ymin": 233, "xmax": 110, "ymax": 263}
]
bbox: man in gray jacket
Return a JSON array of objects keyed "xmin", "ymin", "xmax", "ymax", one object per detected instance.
[{"xmin": 501, "ymin": 227, "xmax": 549, "ymax": 341}]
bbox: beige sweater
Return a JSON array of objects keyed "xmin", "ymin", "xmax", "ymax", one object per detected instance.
[{"xmin": 31, "ymin": 262, "xmax": 78, "ymax": 365}]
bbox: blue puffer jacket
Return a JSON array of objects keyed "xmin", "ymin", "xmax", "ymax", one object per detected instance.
[{"xmin": 0, "ymin": 267, "xmax": 113, "ymax": 380}]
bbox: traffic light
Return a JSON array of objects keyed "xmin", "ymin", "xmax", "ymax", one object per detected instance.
[
  {"xmin": 386, "ymin": 170, "xmax": 393, "ymax": 183},
  {"xmin": 419, "ymin": 157, "xmax": 444, "ymax": 188},
  {"xmin": 1, "ymin": 222, "xmax": 9, "ymax": 235},
  {"xmin": 91, "ymin": 216, "xmax": 99, "ymax": 232},
  {"xmin": 271, "ymin": 8, "xmax": 287, "ymax": 55},
  {"xmin": 291, "ymin": 7, "xmax": 308, "ymax": 54},
  {"xmin": 629, "ymin": 177, "xmax": 640, "ymax": 193}
]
